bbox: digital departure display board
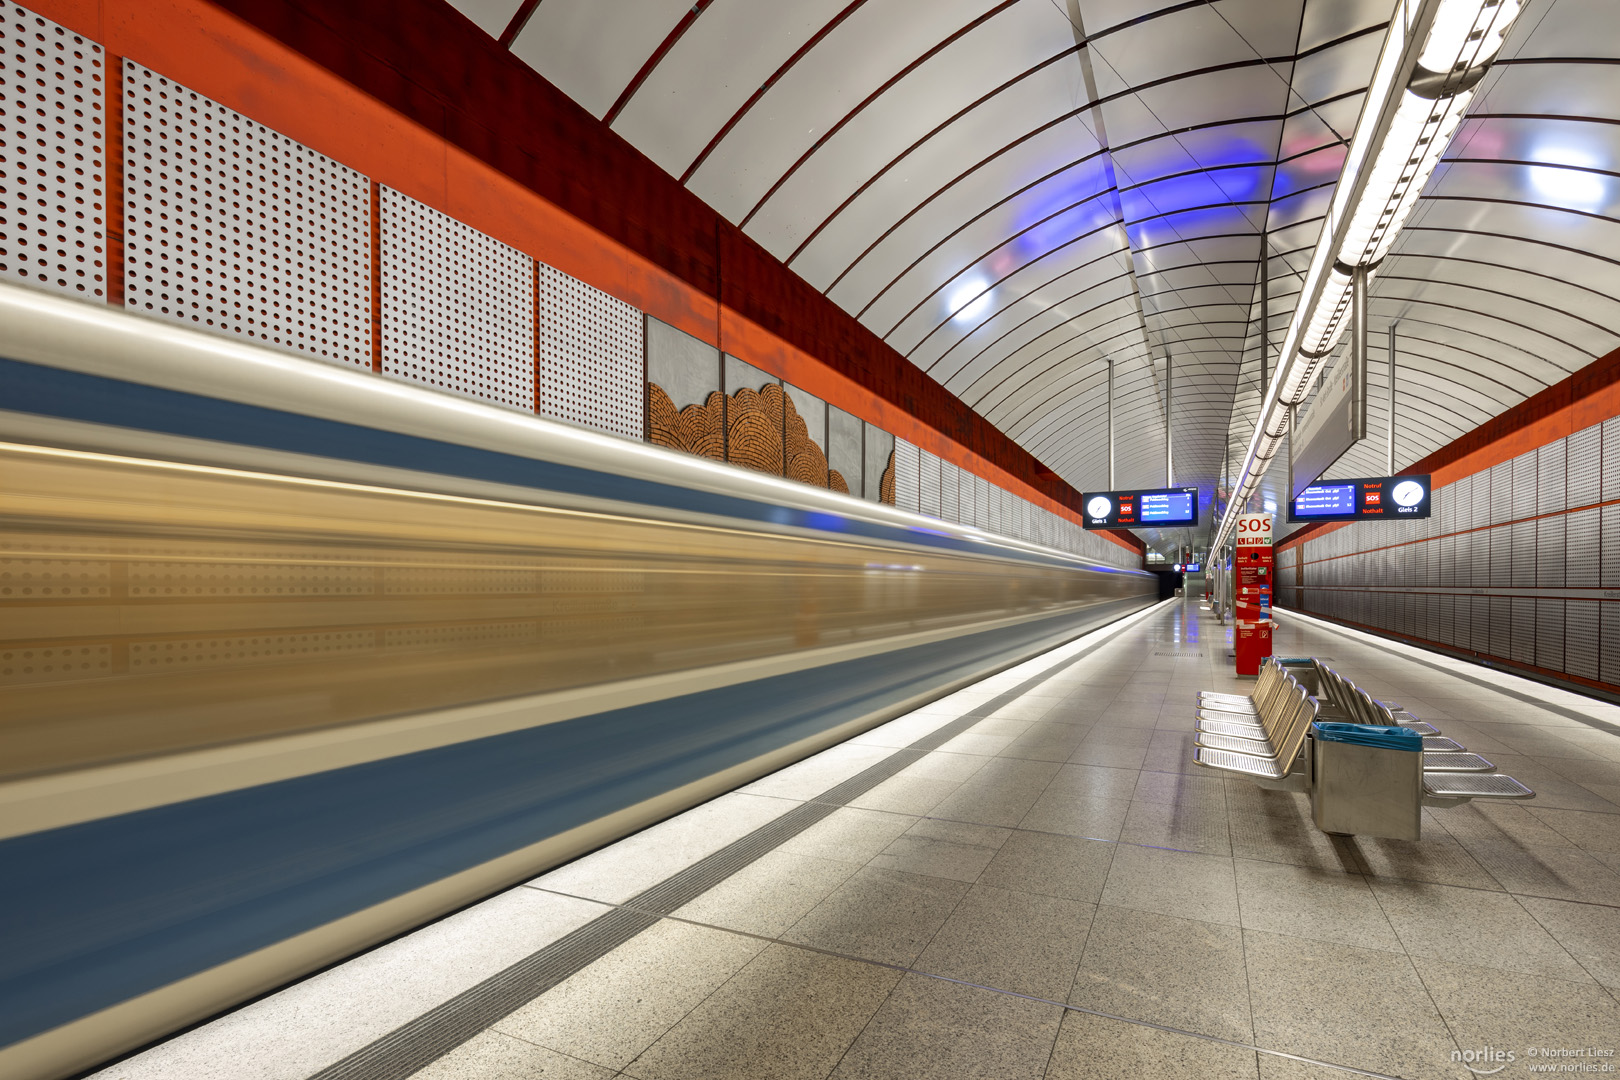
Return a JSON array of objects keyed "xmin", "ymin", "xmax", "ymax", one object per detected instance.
[
  {"xmin": 1082, "ymin": 486, "xmax": 1200, "ymax": 529},
  {"xmin": 1288, "ymin": 474, "xmax": 1431, "ymax": 523}
]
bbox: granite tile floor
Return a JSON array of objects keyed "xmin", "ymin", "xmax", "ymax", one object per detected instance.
[{"xmin": 97, "ymin": 599, "xmax": 1620, "ymax": 1080}]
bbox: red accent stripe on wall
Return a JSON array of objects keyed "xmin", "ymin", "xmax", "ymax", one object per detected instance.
[{"xmin": 1278, "ymin": 342, "xmax": 1620, "ymax": 553}]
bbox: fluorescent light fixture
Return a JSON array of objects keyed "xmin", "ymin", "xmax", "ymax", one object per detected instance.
[
  {"xmin": 1418, "ymin": 0, "xmax": 1519, "ymax": 72},
  {"xmin": 1210, "ymin": 0, "xmax": 1523, "ymax": 557},
  {"xmin": 1298, "ymin": 0, "xmax": 1518, "ymax": 359}
]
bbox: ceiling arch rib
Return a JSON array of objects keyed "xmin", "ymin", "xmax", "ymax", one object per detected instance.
[{"xmin": 462, "ymin": 0, "xmax": 1619, "ymax": 557}]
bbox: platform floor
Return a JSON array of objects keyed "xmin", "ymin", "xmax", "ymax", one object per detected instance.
[{"xmin": 98, "ymin": 599, "xmax": 1620, "ymax": 1080}]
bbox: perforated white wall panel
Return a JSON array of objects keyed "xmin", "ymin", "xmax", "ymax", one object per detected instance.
[
  {"xmin": 940, "ymin": 461, "xmax": 959, "ymax": 524},
  {"xmin": 1, "ymin": 5, "xmax": 104, "ymax": 298},
  {"xmin": 380, "ymin": 186, "xmax": 533, "ymax": 408},
  {"xmin": 920, "ymin": 450, "xmax": 941, "ymax": 519},
  {"xmin": 123, "ymin": 62, "xmax": 370, "ymax": 365},
  {"xmin": 536, "ymin": 261, "xmax": 642, "ymax": 438},
  {"xmin": 893, "ymin": 439, "xmax": 920, "ymax": 512}
]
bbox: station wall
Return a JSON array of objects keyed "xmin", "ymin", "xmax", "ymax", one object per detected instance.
[
  {"xmin": 0, "ymin": 1, "xmax": 1140, "ymax": 568},
  {"xmin": 1276, "ymin": 393, "xmax": 1620, "ymax": 696}
]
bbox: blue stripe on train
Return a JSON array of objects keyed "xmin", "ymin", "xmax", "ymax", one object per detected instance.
[
  {"xmin": 0, "ymin": 356, "xmax": 1128, "ymax": 573},
  {"xmin": 0, "ymin": 599, "xmax": 1146, "ymax": 1049}
]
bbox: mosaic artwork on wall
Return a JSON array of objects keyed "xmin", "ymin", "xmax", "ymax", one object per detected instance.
[
  {"xmin": 647, "ymin": 383, "xmax": 724, "ymax": 461},
  {"xmin": 648, "ymin": 381, "xmax": 852, "ymax": 494}
]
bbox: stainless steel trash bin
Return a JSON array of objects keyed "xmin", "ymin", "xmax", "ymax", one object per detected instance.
[
  {"xmin": 1311, "ymin": 723, "xmax": 1422, "ymax": 840},
  {"xmin": 1276, "ymin": 657, "xmax": 1320, "ymax": 696}
]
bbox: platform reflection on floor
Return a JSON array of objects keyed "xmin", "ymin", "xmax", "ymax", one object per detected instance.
[{"xmin": 96, "ymin": 600, "xmax": 1620, "ymax": 1080}]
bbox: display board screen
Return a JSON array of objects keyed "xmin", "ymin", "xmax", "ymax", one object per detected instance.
[
  {"xmin": 1288, "ymin": 474, "xmax": 1431, "ymax": 522},
  {"xmin": 1081, "ymin": 486, "xmax": 1200, "ymax": 529},
  {"xmin": 1140, "ymin": 490, "xmax": 1195, "ymax": 522},
  {"xmin": 1293, "ymin": 483, "xmax": 1357, "ymax": 517}
]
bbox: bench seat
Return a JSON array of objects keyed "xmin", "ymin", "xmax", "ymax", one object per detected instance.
[
  {"xmin": 1424, "ymin": 772, "xmax": 1535, "ymax": 801},
  {"xmin": 1192, "ymin": 745, "xmax": 1295, "ymax": 781},
  {"xmin": 1423, "ymin": 751, "xmax": 1496, "ymax": 772}
]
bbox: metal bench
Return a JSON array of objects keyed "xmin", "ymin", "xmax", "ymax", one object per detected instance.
[
  {"xmin": 1312, "ymin": 664, "xmax": 1534, "ymax": 806},
  {"xmin": 1424, "ymin": 771, "xmax": 1535, "ymax": 803},
  {"xmin": 1192, "ymin": 657, "xmax": 1536, "ymax": 816},
  {"xmin": 1313, "ymin": 665, "xmax": 1492, "ymax": 771},
  {"xmin": 1192, "ymin": 674, "xmax": 1316, "ymax": 788},
  {"xmin": 1195, "ymin": 661, "xmax": 1291, "ymax": 735},
  {"xmin": 1196, "ymin": 656, "xmax": 1286, "ymax": 715},
  {"xmin": 1307, "ymin": 658, "xmax": 1433, "ymax": 732}
]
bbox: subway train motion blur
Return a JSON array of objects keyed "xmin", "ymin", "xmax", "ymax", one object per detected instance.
[{"xmin": 0, "ymin": 281, "xmax": 1155, "ymax": 1077}]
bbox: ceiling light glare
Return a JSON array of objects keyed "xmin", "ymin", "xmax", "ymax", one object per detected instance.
[
  {"xmin": 1529, "ymin": 149, "xmax": 1608, "ymax": 211},
  {"xmin": 1418, "ymin": 0, "xmax": 1521, "ymax": 75},
  {"xmin": 947, "ymin": 279, "xmax": 993, "ymax": 325}
]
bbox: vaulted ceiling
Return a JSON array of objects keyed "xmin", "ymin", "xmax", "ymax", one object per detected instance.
[{"xmin": 449, "ymin": 0, "xmax": 1618, "ymax": 553}]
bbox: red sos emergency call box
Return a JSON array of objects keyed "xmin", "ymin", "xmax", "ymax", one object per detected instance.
[{"xmin": 1234, "ymin": 513, "xmax": 1273, "ymax": 677}]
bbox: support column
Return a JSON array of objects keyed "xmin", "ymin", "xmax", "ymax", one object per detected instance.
[
  {"xmin": 1287, "ymin": 404, "xmax": 1296, "ymax": 506},
  {"xmin": 1352, "ymin": 265, "xmax": 1369, "ymax": 441},
  {"xmin": 1388, "ymin": 320, "xmax": 1397, "ymax": 474},
  {"xmin": 1258, "ymin": 231, "xmax": 1268, "ymax": 401},
  {"xmin": 1107, "ymin": 358, "xmax": 1115, "ymax": 488},
  {"xmin": 1165, "ymin": 349, "xmax": 1173, "ymax": 487}
]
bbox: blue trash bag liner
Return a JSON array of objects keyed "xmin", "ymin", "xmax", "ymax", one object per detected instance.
[{"xmin": 1312, "ymin": 722, "xmax": 1422, "ymax": 752}]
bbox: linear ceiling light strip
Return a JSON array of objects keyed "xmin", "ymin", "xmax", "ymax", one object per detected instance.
[{"xmin": 1209, "ymin": 0, "xmax": 1524, "ymax": 555}]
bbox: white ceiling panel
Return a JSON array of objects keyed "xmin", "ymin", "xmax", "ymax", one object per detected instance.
[
  {"xmin": 788, "ymin": 60, "xmax": 1090, "ymax": 291},
  {"xmin": 857, "ymin": 175, "xmax": 1120, "ymax": 344},
  {"xmin": 1085, "ymin": 6, "xmax": 1260, "ymax": 95},
  {"xmin": 826, "ymin": 126, "xmax": 1109, "ymax": 317},
  {"xmin": 744, "ymin": 1, "xmax": 1074, "ymax": 261},
  {"xmin": 1295, "ymin": 0, "xmax": 1395, "ymax": 55},
  {"xmin": 1212, "ymin": 0, "xmax": 1310, "ymax": 57},
  {"xmin": 609, "ymin": 0, "xmax": 853, "ymax": 176},
  {"xmin": 683, "ymin": 0, "xmax": 993, "ymax": 221},
  {"xmin": 509, "ymin": 0, "xmax": 693, "ymax": 119},
  {"xmin": 893, "ymin": 211, "xmax": 1127, "ymax": 366},
  {"xmin": 1288, "ymin": 31, "xmax": 1387, "ymax": 104},
  {"xmin": 445, "ymin": 0, "xmax": 522, "ymax": 38}
]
